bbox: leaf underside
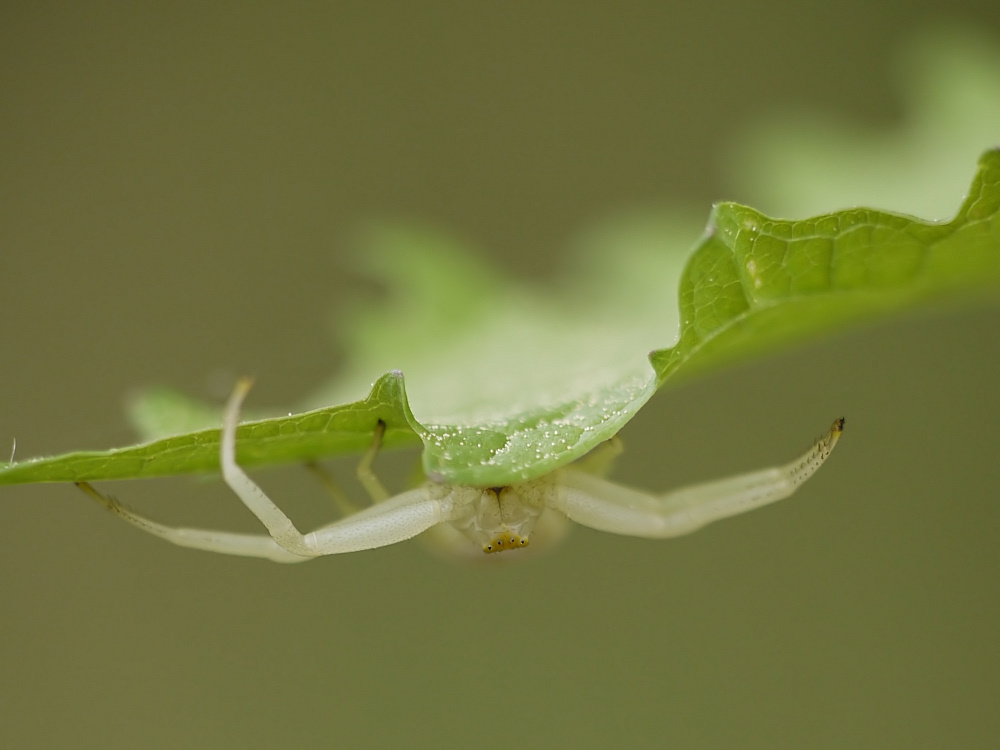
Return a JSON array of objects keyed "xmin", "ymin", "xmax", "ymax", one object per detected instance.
[{"xmin": 2, "ymin": 150, "xmax": 998, "ymax": 488}]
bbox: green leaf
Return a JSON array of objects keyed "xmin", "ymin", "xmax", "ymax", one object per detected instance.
[
  {"xmin": 2, "ymin": 151, "xmax": 999, "ymax": 488},
  {"xmin": 652, "ymin": 148, "xmax": 1000, "ymax": 382},
  {"xmin": 0, "ymin": 372, "xmax": 422, "ymax": 484}
]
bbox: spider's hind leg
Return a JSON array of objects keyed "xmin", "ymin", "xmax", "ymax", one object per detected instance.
[
  {"xmin": 356, "ymin": 419, "xmax": 390, "ymax": 503},
  {"xmin": 306, "ymin": 417, "xmax": 391, "ymax": 511},
  {"xmin": 304, "ymin": 461, "xmax": 361, "ymax": 516},
  {"xmin": 572, "ymin": 435, "xmax": 625, "ymax": 479}
]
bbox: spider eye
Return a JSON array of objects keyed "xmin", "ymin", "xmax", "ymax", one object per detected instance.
[{"xmin": 483, "ymin": 533, "xmax": 530, "ymax": 554}]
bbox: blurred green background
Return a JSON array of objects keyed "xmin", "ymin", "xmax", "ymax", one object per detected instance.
[{"xmin": 2, "ymin": 3, "xmax": 999, "ymax": 748}]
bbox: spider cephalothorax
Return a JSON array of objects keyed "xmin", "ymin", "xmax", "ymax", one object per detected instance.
[{"xmin": 443, "ymin": 485, "xmax": 545, "ymax": 553}]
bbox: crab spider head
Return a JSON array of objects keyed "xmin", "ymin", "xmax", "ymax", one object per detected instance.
[
  {"xmin": 416, "ymin": 480, "xmax": 570, "ymax": 561},
  {"xmin": 476, "ymin": 486, "xmax": 542, "ymax": 553},
  {"xmin": 439, "ymin": 484, "xmax": 547, "ymax": 555}
]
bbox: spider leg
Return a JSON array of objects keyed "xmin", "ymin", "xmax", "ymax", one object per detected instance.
[
  {"xmin": 571, "ymin": 434, "xmax": 625, "ymax": 478},
  {"xmin": 77, "ymin": 481, "xmax": 311, "ymax": 563},
  {"xmin": 218, "ymin": 380, "xmax": 315, "ymax": 555},
  {"xmin": 79, "ymin": 480, "xmax": 450, "ymax": 561},
  {"xmin": 355, "ymin": 419, "xmax": 390, "ymax": 503},
  {"xmin": 304, "ymin": 461, "xmax": 361, "ymax": 516},
  {"xmin": 303, "ymin": 486, "xmax": 450, "ymax": 554},
  {"xmin": 305, "ymin": 417, "xmax": 391, "ymax": 514},
  {"xmin": 79, "ymin": 381, "xmax": 455, "ymax": 562},
  {"xmin": 549, "ymin": 418, "xmax": 845, "ymax": 538},
  {"xmin": 221, "ymin": 379, "xmax": 450, "ymax": 557}
]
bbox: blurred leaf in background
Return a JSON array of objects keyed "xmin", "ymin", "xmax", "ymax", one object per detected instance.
[{"xmin": 726, "ymin": 25, "xmax": 1000, "ymax": 219}]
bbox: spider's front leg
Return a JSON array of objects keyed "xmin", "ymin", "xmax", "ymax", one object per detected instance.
[
  {"xmin": 220, "ymin": 379, "xmax": 450, "ymax": 557},
  {"xmin": 548, "ymin": 418, "xmax": 844, "ymax": 538},
  {"xmin": 77, "ymin": 480, "xmax": 314, "ymax": 563},
  {"xmin": 80, "ymin": 381, "xmax": 456, "ymax": 562}
]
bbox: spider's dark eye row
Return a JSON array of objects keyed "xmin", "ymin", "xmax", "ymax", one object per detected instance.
[{"xmin": 483, "ymin": 535, "xmax": 529, "ymax": 553}]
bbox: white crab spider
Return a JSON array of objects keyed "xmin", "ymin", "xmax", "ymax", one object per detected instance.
[{"xmin": 78, "ymin": 379, "xmax": 844, "ymax": 563}]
